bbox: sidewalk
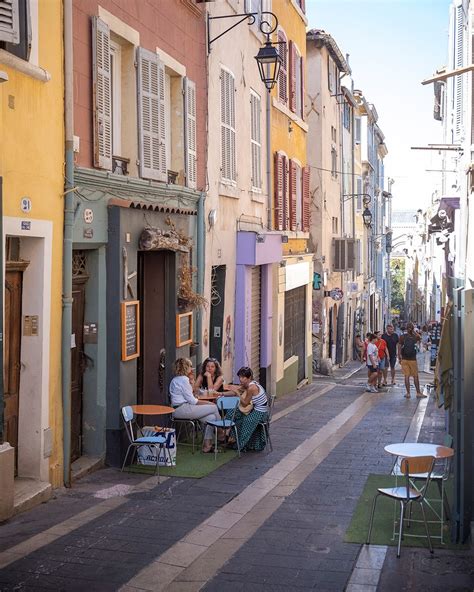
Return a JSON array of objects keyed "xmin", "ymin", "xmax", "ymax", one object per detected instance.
[{"xmin": 0, "ymin": 368, "xmax": 471, "ymax": 591}]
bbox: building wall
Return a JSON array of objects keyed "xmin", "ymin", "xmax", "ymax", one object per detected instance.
[
  {"xmin": 203, "ymin": 0, "xmax": 269, "ymax": 381},
  {"xmin": 73, "ymin": 0, "xmax": 207, "ymax": 190},
  {"xmin": 0, "ymin": 0, "xmax": 64, "ymax": 486}
]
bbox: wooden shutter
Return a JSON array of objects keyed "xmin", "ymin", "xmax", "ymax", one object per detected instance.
[
  {"xmin": 300, "ymin": 55, "xmax": 305, "ymax": 120},
  {"xmin": 289, "ymin": 40, "xmax": 296, "ymax": 113},
  {"xmin": 289, "ymin": 160, "xmax": 297, "ymax": 231},
  {"xmin": 277, "ymin": 30, "xmax": 287, "ymax": 104},
  {"xmin": 138, "ymin": 47, "xmax": 167, "ymax": 181},
  {"xmin": 302, "ymin": 166, "xmax": 311, "ymax": 231},
  {"xmin": 250, "ymin": 91, "xmax": 262, "ymax": 189},
  {"xmin": 184, "ymin": 77, "xmax": 197, "ymax": 189},
  {"xmin": 0, "ymin": 0, "xmax": 20, "ymax": 43},
  {"xmin": 454, "ymin": 4, "xmax": 464, "ymax": 139},
  {"xmin": 220, "ymin": 68, "xmax": 236, "ymax": 182},
  {"xmin": 333, "ymin": 238, "xmax": 346, "ymax": 271},
  {"xmin": 274, "ymin": 153, "xmax": 284, "ymax": 230},
  {"xmin": 92, "ymin": 17, "xmax": 112, "ymax": 170}
]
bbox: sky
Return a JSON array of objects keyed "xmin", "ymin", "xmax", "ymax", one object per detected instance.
[{"xmin": 305, "ymin": 0, "xmax": 452, "ymax": 211}]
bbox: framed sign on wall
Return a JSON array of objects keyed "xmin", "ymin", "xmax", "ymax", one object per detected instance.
[
  {"xmin": 121, "ymin": 300, "xmax": 140, "ymax": 361},
  {"xmin": 176, "ymin": 311, "xmax": 193, "ymax": 347}
]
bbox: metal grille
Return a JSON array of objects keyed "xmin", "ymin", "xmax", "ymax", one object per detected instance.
[
  {"xmin": 72, "ymin": 251, "xmax": 87, "ymax": 277},
  {"xmin": 250, "ymin": 266, "xmax": 261, "ymax": 382}
]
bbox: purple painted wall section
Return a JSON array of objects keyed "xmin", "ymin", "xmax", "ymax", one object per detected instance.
[
  {"xmin": 234, "ymin": 261, "xmax": 274, "ymax": 381},
  {"xmin": 236, "ymin": 232, "xmax": 282, "ymax": 265},
  {"xmin": 260, "ymin": 264, "xmax": 273, "ymax": 368},
  {"xmin": 234, "ymin": 265, "xmax": 248, "ymax": 379}
]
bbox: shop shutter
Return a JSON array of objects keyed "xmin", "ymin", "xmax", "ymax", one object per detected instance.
[
  {"xmin": 250, "ymin": 266, "xmax": 261, "ymax": 382},
  {"xmin": 302, "ymin": 166, "xmax": 311, "ymax": 231},
  {"xmin": 92, "ymin": 17, "xmax": 112, "ymax": 170},
  {"xmin": 289, "ymin": 40, "xmax": 296, "ymax": 113},
  {"xmin": 250, "ymin": 90, "xmax": 262, "ymax": 189},
  {"xmin": 277, "ymin": 30, "xmax": 287, "ymax": 104},
  {"xmin": 184, "ymin": 77, "xmax": 197, "ymax": 189},
  {"xmin": 137, "ymin": 47, "xmax": 167, "ymax": 181},
  {"xmin": 220, "ymin": 68, "xmax": 236, "ymax": 182},
  {"xmin": 289, "ymin": 160, "xmax": 297, "ymax": 231},
  {"xmin": 274, "ymin": 152, "xmax": 284, "ymax": 230},
  {"xmin": 0, "ymin": 0, "xmax": 20, "ymax": 43}
]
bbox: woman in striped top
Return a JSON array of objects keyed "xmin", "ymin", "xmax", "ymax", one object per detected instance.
[{"xmin": 224, "ymin": 366, "xmax": 268, "ymax": 451}]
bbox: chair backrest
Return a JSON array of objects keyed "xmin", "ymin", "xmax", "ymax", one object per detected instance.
[
  {"xmin": 443, "ymin": 433, "xmax": 453, "ymax": 448},
  {"xmin": 216, "ymin": 396, "xmax": 239, "ymax": 424},
  {"xmin": 400, "ymin": 455, "xmax": 435, "ymax": 500},
  {"xmin": 266, "ymin": 394, "xmax": 276, "ymax": 422},
  {"xmin": 121, "ymin": 406, "xmax": 136, "ymax": 444}
]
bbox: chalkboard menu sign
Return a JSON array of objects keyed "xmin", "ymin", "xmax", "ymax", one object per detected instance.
[
  {"xmin": 121, "ymin": 301, "xmax": 140, "ymax": 361},
  {"xmin": 176, "ymin": 312, "xmax": 193, "ymax": 347},
  {"xmin": 430, "ymin": 322, "xmax": 442, "ymax": 369}
]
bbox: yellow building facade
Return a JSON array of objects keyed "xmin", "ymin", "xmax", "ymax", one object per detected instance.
[
  {"xmin": 0, "ymin": 0, "xmax": 64, "ymax": 511},
  {"xmin": 270, "ymin": 1, "xmax": 313, "ymax": 395}
]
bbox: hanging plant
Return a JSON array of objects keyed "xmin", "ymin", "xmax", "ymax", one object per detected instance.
[{"xmin": 178, "ymin": 258, "xmax": 208, "ymax": 311}]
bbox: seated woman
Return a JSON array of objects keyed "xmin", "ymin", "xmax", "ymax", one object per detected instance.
[
  {"xmin": 224, "ymin": 366, "xmax": 268, "ymax": 452},
  {"xmin": 169, "ymin": 358, "xmax": 221, "ymax": 453},
  {"xmin": 194, "ymin": 357, "xmax": 225, "ymax": 393}
]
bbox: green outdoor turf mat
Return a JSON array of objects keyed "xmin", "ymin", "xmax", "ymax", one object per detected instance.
[
  {"xmin": 344, "ymin": 474, "xmax": 468, "ymax": 550},
  {"xmin": 126, "ymin": 445, "xmax": 238, "ymax": 479}
]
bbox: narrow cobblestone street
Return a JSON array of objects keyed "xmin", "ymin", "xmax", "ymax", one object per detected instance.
[{"xmin": 0, "ymin": 365, "xmax": 472, "ymax": 592}]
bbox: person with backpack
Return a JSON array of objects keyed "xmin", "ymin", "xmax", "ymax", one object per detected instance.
[{"xmin": 397, "ymin": 322, "xmax": 426, "ymax": 399}]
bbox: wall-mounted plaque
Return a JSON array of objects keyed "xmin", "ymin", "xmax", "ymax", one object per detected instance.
[
  {"xmin": 121, "ymin": 301, "xmax": 140, "ymax": 361},
  {"xmin": 176, "ymin": 311, "xmax": 193, "ymax": 347}
]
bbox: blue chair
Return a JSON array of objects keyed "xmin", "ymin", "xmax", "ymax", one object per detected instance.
[
  {"xmin": 121, "ymin": 406, "xmax": 168, "ymax": 476},
  {"xmin": 205, "ymin": 396, "xmax": 241, "ymax": 460}
]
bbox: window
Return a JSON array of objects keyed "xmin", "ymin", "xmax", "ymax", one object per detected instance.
[
  {"xmin": 0, "ymin": 0, "xmax": 31, "ymax": 61},
  {"xmin": 356, "ymin": 177, "xmax": 363, "ymax": 211},
  {"xmin": 221, "ymin": 67, "xmax": 236, "ymax": 183},
  {"xmin": 277, "ymin": 29, "xmax": 288, "ymax": 104},
  {"xmin": 250, "ymin": 90, "xmax": 262, "ymax": 190},
  {"xmin": 294, "ymin": 0, "xmax": 306, "ymax": 12},
  {"xmin": 355, "ymin": 116, "xmax": 361, "ymax": 144},
  {"xmin": 331, "ymin": 126, "xmax": 337, "ymax": 142},
  {"xmin": 343, "ymin": 101, "xmax": 351, "ymax": 131},
  {"xmin": 333, "ymin": 239, "xmax": 359, "ymax": 271},
  {"xmin": 331, "ymin": 147, "xmax": 337, "ymax": 178},
  {"xmin": 332, "ymin": 217, "xmax": 338, "ymax": 234},
  {"xmin": 276, "ymin": 155, "xmax": 310, "ymax": 232}
]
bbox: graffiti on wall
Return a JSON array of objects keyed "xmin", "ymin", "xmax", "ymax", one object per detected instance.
[{"xmin": 223, "ymin": 315, "xmax": 232, "ymax": 360}]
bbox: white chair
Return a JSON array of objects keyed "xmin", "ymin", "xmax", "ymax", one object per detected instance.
[
  {"xmin": 121, "ymin": 406, "xmax": 169, "ymax": 476},
  {"xmin": 258, "ymin": 394, "xmax": 276, "ymax": 452}
]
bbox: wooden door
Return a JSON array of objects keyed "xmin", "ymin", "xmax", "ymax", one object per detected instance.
[
  {"xmin": 71, "ymin": 279, "xmax": 86, "ymax": 462},
  {"xmin": 4, "ymin": 269, "xmax": 23, "ymax": 475},
  {"xmin": 138, "ymin": 251, "xmax": 166, "ymax": 406}
]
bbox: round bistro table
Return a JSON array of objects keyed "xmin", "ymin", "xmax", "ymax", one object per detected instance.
[
  {"xmin": 384, "ymin": 442, "xmax": 454, "ymax": 459},
  {"xmin": 131, "ymin": 405, "xmax": 175, "ymax": 416}
]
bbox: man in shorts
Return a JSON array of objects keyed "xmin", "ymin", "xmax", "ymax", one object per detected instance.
[
  {"xmin": 397, "ymin": 322, "xmax": 426, "ymax": 399},
  {"xmin": 382, "ymin": 324, "xmax": 399, "ymax": 386}
]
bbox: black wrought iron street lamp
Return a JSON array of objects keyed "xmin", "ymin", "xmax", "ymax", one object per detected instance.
[
  {"xmin": 362, "ymin": 207, "xmax": 373, "ymax": 228},
  {"xmin": 207, "ymin": 11, "xmax": 283, "ymax": 92}
]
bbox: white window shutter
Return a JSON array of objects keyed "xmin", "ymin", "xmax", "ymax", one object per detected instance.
[
  {"xmin": 92, "ymin": 17, "xmax": 112, "ymax": 170},
  {"xmin": 137, "ymin": 47, "xmax": 167, "ymax": 182},
  {"xmin": 184, "ymin": 77, "xmax": 197, "ymax": 189},
  {"xmin": 220, "ymin": 68, "xmax": 236, "ymax": 183},
  {"xmin": 0, "ymin": 0, "xmax": 20, "ymax": 44},
  {"xmin": 454, "ymin": 4, "xmax": 464, "ymax": 139},
  {"xmin": 250, "ymin": 91, "xmax": 261, "ymax": 190}
]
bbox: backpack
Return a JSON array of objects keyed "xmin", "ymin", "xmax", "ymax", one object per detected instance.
[{"xmin": 401, "ymin": 335, "xmax": 417, "ymax": 359}]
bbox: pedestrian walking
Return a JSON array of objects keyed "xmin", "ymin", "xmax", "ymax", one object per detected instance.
[
  {"xmin": 374, "ymin": 331, "xmax": 389, "ymax": 388},
  {"xmin": 365, "ymin": 334, "xmax": 379, "ymax": 393},
  {"xmin": 397, "ymin": 322, "xmax": 426, "ymax": 399},
  {"xmin": 382, "ymin": 324, "xmax": 399, "ymax": 386}
]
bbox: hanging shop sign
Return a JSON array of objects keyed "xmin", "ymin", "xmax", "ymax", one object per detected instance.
[{"xmin": 324, "ymin": 288, "xmax": 344, "ymax": 301}]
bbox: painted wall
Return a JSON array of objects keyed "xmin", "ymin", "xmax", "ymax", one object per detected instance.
[
  {"xmin": 203, "ymin": 0, "xmax": 269, "ymax": 381},
  {"xmin": 0, "ymin": 1, "xmax": 64, "ymax": 486},
  {"xmin": 73, "ymin": 0, "xmax": 207, "ymax": 190}
]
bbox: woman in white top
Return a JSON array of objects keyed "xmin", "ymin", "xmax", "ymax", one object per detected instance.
[{"xmin": 169, "ymin": 358, "xmax": 220, "ymax": 453}]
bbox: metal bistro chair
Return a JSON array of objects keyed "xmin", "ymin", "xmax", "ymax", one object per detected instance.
[
  {"xmin": 169, "ymin": 393, "xmax": 202, "ymax": 454},
  {"xmin": 258, "ymin": 394, "xmax": 276, "ymax": 452},
  {"xmin": 121, "ymin": 406, "xmax": 169, "ymax": 476},
  {"xmin": 367, "ymin": 455, "xmax": 435, "ymax": 558},
  {"xmin": 205, "ymin": 396, "xmax": 241, "ymax": 460}
]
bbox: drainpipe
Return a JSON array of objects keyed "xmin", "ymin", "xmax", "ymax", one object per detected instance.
[
  {"xmin": 266, "ymin": 86, "xmax": 272, "ymax": 230},
  {"xmin": 196, "ymin": 192, "xmax": 205, "ymax": 364},
  {"xmin": 62, "ymin": 0, "xmax": 74, "ymax": 487}
]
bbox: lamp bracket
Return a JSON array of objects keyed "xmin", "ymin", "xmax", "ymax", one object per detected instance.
[
  {"xmin": 341, "ymin": 193, "xmax": 372, "ymax": 203},
  {"xmin": 207, "ymin": 11, "xmax": 279, "ymax": 54}
]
